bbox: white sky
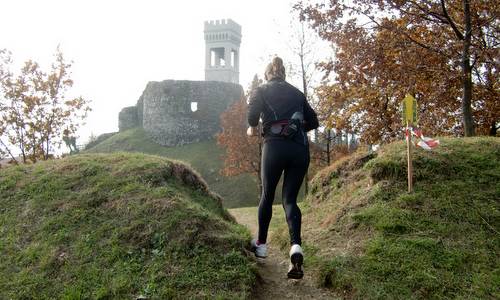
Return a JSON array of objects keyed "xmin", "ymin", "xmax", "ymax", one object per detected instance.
[{"xmin": 0, "ymin": 0, "xmax": 328, "ymax": 145}]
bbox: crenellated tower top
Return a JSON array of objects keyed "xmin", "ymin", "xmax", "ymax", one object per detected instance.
[{"xmin": 204, "ymin": 19, "xmax": 242, "ymax": 84}]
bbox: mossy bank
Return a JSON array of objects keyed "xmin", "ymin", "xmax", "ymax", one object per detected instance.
[
  {"xmin": 85, "ymin": 128, "xmax": 259, "ymax": 208},
  {"xmin": 275, "ymin": 137, "xmax": 499, "ymax": 299},
  {"xmin": 0, "ymin": 153, "xmax": 255, "ymax": 299}
]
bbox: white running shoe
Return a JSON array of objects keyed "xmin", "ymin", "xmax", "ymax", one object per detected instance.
[
  {"xmin": 288, "ymin": 244, "xmax": 304, "ymax": 279},
  {"xmin": 250, "ymin": 239, "xmax": 267, "ymax": 258}
]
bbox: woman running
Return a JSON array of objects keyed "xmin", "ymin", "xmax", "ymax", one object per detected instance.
[{"xmin": 247, "ymin": 56, "xmax": 319, "ymax": 279}]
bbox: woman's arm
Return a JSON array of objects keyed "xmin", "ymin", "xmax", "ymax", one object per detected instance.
[{"xmin": 303, "ymin": 98, "xmax": 319, "ymax": 131}]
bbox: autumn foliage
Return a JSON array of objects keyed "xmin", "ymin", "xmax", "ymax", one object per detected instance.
[
  {"xmin": 296, "ymin": 0, "xmax": 499, "ymax": 143},
  {"xmin": 217, "ymin": 75, "xmax": 263, "ymax": 191},
  {"xmin": 0, "ymin": 48, "xmax": 91, "ymax": 163}
]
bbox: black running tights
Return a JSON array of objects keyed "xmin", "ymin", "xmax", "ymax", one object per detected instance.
[{"xmin": 258, "ymin": 139, "xmax": 309, "ymax": 245}]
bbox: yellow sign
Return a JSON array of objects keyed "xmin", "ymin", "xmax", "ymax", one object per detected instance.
[{"xmin": 402, "ymin": 94, "xmax": 417, "ymax": 124}]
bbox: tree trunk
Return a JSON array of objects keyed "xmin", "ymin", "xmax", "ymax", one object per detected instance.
[
  {"xmin": 45, "ymin": 136, "xmax": 50, "ymax": 160},
  {"xmin": 32, "ymin": 140, "xmax": 37, "ymax": 163},
  {"xmin": 336, "ymin": 129, "xmax": 342, "ymax": 146},
  {"xmin": 0, "ymin": 139, "xmax": 18, "ymax": 164},
  {"xmin": 326, "ymin": 129, "xmax": 331, "ymax": 165},
  {"xmin": 490, "ymin": 121, "xmax": 498, "ymax": 136},
  {"xmin": 461, "ymin": 0, "xmax": 475, "ymax": 136},
  {"xmin": 19, "ymin": 131, "xmax": 26, "ymax": 163},
  {"xmin": 300, "ymin": 54, "xmax": 307, "ymax": 100},
  {"xmin": 300, "ymin": 47, "xmax": 310, "ymax": 195},
  {"xmin": 350, "ymin": 132, "xmax": 356, "ymax": 151}
]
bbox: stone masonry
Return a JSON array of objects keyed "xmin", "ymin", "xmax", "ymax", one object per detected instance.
[
  {"xmin": 118, "ymin": 80, "xmax": 243, "ymax": 146},
  {"xmin": 118, "ymin": 106, "xmax": 139, "ymax": 131}
]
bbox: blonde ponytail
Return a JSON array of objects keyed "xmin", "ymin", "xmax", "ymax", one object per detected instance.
[{"xmin": 264, "ymin": 56, "xmax": 286, "ymax": 81}]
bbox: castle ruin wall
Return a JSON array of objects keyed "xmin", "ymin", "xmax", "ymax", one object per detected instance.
[
  {"xmin": 118, "ymin": 106, "xmax": 139, "ymax": 131},
  {"xmin": 136, "ymin": 80, "xmax": 242, "ymax": 146}
]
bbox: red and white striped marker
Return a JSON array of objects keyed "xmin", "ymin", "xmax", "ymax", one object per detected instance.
[{"xmin": 411, "ymin": 128, "xmax": 440, "ymax": 150}]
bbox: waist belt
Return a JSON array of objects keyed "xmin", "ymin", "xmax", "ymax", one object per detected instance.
[{"xmin": 264, "ymin": 119, "xmax": 301, "ymax": 138}]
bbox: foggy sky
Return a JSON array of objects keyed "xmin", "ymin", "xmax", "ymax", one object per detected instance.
[{"xmin": 0, "ymin": 0, "xmax": 325, "ymax": 145}]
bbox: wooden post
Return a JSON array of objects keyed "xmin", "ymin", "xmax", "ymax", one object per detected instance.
[{"xmin": 406, "ymin": 120, "xmax": 413, "ymax": 193}]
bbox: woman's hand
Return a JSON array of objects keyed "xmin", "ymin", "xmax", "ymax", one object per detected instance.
[{"xmin": 247, "ymin": 126, "xmax": 258, "ymax": 136}]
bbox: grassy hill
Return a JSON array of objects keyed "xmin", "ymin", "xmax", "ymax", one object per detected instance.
[
  {"xmin": 274, "ymin": 137, "xmax": 499, "ymax": 299},
  {"xmin": 85, "ymin": 128, "xmax": 259, "ymax": 208},
  {"xmin": 0, "ymin": 153, "xmax": 256, "ymax": 299}
]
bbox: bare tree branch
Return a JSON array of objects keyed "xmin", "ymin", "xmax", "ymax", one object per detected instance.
[{"xmin": 441, "ymin": 0, "xmax": 465, "ymax": 40}]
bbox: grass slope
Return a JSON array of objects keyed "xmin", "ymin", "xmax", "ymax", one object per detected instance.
[
  {"xmin": 275, "ymin": 137, "xmax": 500, "ymax": 299},
  {"xmin": 0, "ymin": 153, "xmax": 255, "ymax": 299},
  {"xmin": 86, "ymin": 128, "xmax": 259, "ymax": 208}
]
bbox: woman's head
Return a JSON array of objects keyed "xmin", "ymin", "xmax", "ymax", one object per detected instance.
[{"xmin": 264, "ymin": 56, "xmax": 286, "ymax": 81}]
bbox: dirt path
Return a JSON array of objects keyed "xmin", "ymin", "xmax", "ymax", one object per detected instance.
[{"xmin": 229, "ymin": 207, "xmax": 338, "ymax": 300}]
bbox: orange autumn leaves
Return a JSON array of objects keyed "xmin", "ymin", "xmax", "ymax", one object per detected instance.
[
  {"xmin": 0, "ymin": 48, "xmax": 91, "ymax": 163},
  {"xmin": 296, "ymin": 0, "xmax": 499, "ymax": 142},
  {"xmin": 217, "ymin": 75, "xmax": 263, "ymax": 186}
]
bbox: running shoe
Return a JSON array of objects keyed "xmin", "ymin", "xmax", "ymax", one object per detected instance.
[
  {"xmin": 287, "ymin": 244, "xmax": 304, "ymax": 279},
  {"xmin": 250, "ymin": 239, "xmax": 267, "ymax": 258}
]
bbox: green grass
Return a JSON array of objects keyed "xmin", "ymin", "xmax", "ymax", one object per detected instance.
[
  {"xmin": 85, "ymin": 128, "xmax": 260, "ymax": 208},
  {"xmin": 228, "ymin": 204, "xmax": 300, "ymax": 235},
  {"xmin": 0, "ymin": 153, "xmax": 256, "ymax": 299},
  {"xmin": 278, "ymin": 137, "xmax": 500, "ymax": 299}
]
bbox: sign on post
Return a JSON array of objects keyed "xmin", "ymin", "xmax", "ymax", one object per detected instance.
[
  {"xmin": 402, "ymin": 94, "xmax": 417, "ymax": 193},
  {"xmin": 402, "ymin": 94, "xmax": 418, "ymax": 124}
]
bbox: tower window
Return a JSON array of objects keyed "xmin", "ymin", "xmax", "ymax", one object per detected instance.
[
  {"xmin": 191, "ymin": 102, "xmax": 198, "ymax": 112},
  {"xmin": 210, "ymin": 47, "xmax": 225, "ymax": 67}
]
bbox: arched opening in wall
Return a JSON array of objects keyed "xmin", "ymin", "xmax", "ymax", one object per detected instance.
[{"xmin": 191, "ymin": 102, "xmax": 198, "ymax": 112}]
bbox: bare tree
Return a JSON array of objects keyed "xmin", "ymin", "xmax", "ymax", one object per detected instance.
[{"xmin": 285, "ymin": 18, "xmax": 325, "ymax": 194}]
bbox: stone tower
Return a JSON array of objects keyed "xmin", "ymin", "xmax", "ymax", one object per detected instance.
[{"xmin": 204, "ymin": 19, "xmax": 241, "ymax": 84}]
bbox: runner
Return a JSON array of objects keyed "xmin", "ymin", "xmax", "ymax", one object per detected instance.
[{"xmin": 247, "ymin": 56, "xmax": 319, "ymax": 279}]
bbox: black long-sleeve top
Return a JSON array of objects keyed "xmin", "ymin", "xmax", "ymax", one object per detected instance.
[{"xmin": 247, "ymin": 78, "xmax": 319, "ymax": 144}]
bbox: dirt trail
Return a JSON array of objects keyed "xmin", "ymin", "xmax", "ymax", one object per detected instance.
[{"xmin": 229, "ymin": 208, "xmax": 338, "ymax": 300}]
